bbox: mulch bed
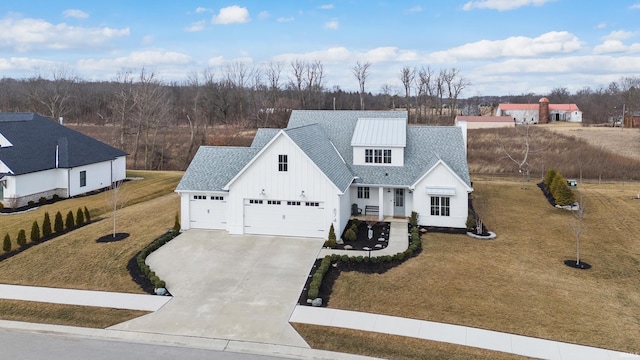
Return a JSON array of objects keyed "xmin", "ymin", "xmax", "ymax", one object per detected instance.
[
  {"xmin": 564, "ymin": 259, "xmax": 592, "ymax": 269},
  {"xmin": 336, "ymin": 220, "xmax": 390, "ymax": 251},
  {"xmin": 96, "ymin": 232, "xmax": 130, "ymax": 243}
]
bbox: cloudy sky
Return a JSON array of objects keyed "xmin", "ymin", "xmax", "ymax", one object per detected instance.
[{"xmin": 1, "ymin": 0, "xmax": 639, "ymax": 97}]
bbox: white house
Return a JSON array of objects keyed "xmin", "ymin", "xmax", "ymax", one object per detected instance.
[
  {"xmin": 0, "ymin": 113, "xmax": 127, "ymax": 208},
  {"xmin": 176, "ymin": 110, "xmax": 473, "ymax": 238},
  {"xmin": 495, "ymin": 98, "xmax": 582, "ymax": 124}
]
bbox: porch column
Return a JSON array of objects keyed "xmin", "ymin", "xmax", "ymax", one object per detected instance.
[{"xmin": 378, "ymin": 187, "xmax": 384, "ymax": 221}]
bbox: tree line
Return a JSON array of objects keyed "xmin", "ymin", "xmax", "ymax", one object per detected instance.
[{"xmin": 0, "ymin": 62, "xmax": 638, "ymax": 171}]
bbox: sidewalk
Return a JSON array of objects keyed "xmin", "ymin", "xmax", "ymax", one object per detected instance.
[
  {"xmin": 290, "ymin": 306, "xmax": 637, "ymax": 360},
  {"xmin": 0, "ymin": 284, "xmax": 171, "ymax": 311}
]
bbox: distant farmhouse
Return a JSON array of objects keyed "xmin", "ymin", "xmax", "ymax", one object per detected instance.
[
  {"xmin": 454, "ymin": 116, "xmax": 515, "ymax": 129},
  {"xmin": 496, "ymin": 97, "xmax": 582, "ymax": 124},
  {"xmin": 0, "ymin": 113, "xmax": 127, "ymax": 208}
]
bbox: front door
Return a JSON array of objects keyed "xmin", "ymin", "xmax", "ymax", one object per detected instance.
[{"xmin": 394, "ymin": 188, "xmax": 404, "ymax": 217}]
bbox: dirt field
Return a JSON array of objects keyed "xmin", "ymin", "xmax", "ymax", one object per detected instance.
[{"xmin": 540, "ymin": 122, "xmax": 640, "ymax": 161}]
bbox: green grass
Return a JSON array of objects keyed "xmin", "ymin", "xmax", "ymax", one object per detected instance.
[{"xmin": 300, "ymin": 177, "xmax": 640, "ymax": 356}]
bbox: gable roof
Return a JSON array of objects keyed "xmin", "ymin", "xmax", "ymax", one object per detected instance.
[
  {"xmin": 0, "ymin": 112, "xmax": 127, "ymax": 175},
  {"xmin": 175, "ymin": 146, "xmax": 259, "ymax": 192},
  {"xmin": 498, "ymin": 103, "xmax": 580, "ymax": 112},
  {"xmin": 351, "ymin": 118, "xmax": 406, "ymax": 147},
  {"xmin": 287, "ymin": 110, "xmax": 471, "ymax": 188}
]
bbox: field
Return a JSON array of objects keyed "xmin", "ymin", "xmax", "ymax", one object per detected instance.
[
  {"xmin": 295, "ymin": 177, "xmax": 640, "ymax": 358},
  {"xmin": 0, "ymin": 170, "xmax": 181, "ymax": 327}
]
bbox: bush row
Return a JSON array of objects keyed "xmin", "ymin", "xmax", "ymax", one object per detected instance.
[
  {"xmin": 544, "ymin": 169, "xmax": 576, "ymax": 206},
  {"xmin": 135, "ymin": 229, "xmax": 179, "ymax": 290},
  {"xmin": 2, "ymin": 207, "xmax": 91, "ymax": 253},
  {"xmin": 307, "ymin": 226, "xmax": 423, "ymax": 300}
]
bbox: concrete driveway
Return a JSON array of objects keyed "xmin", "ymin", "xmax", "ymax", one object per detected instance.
[{"xmin": 110, "ymin": 230, "xmax": 324, "ymax": 348}]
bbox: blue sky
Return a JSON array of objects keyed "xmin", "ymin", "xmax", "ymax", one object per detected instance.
[{"xmin": 1, "ymin": 0, "xmax": 640, "ymax": 97}]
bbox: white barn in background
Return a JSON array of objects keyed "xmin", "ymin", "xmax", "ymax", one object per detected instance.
[
  {"xmin": 495, "ymin": 98, "xmax": 583, "ymax": 124},
  {"xmin": 0, "ymin": 113, "xmax": 127, "ymax": 208},
  {"xmin": 176, "ymin": 110, "xmax": 473, "ymax": 238}
]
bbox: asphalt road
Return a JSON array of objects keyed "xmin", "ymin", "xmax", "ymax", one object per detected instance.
[{"xmin": 0, "ymin": 328, "xmax": 289, "ymax": 360}]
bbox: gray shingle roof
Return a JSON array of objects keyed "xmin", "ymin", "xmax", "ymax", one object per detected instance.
[
  {"xmin": 251, "ymin": 128, "xmax": 279, "ymax": 148},
  {"xmin": 0, "ymin": 112, "xmax": 127, "ymax": 175},
  {"xmin": 284, "ymin": 124, "xmax": 353, "ymax": 193},
  {"xmin": 287, "ymin": 110, "xmax": 471, "ymax": 188},
  {"xmin": 175, "ymin": 146, "xmax": 259, "ymax": 192}
]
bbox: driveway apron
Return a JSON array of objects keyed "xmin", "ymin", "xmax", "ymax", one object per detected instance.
[{"xmin": 109, "ymin": 230, "xmax": 324, "ymax": 348}]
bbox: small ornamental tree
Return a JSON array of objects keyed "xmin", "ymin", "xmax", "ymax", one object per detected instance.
[
  {"xmin": 554, "ymin": 179, "xmax": 576, "ymax": 206},
  {"xmin": 65, "ymin": 210, "xmax": 75, "ymax": 230},
  {"xmin": 3, "ymin": 233, "xmax": 11, "ymax": 252},
  {"xmin": 173, "ymin": 213, "xmax": 180, "ymax": 232},
  {"xmin": 30, "ymin": 221, "xmax": 41, "ymax": 242},
  {"xmin": 550, "ymin": 173, "xmax": 564, "ymax": 199},
  {"xmin": 54, "ymin": 211, "xmax": 64, "ymax": 233},
  {"xmin": 42, "ymin": 212, "xmax": 52, "ymax": 238},
  {"xmin": 344, "ymin": 228, "xmax": 357, "ymax": 242},
  {"xmin": 17, "ymin": 229, "xmax": 26, "ymax": 247},
  {"xmin": 83, "ymin": 206, "xmax": 91, "ymax": 223},
  {"xmin": 544, "ymin": 168, "xmax": 557, "ymax": 189},
  {"xmin": 76, "ymin": 208, "xmax": 85, "ymax": 226},
  {"xmin": 325, "ymin": 224, "xmax": 337, "ymax": 248}
]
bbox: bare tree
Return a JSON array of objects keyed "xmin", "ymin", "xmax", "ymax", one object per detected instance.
[
  {"xmin": 443, "ymin": 68, "xmax": 470, "ymax": 120},
  {"xmin": 399, "ymin": 67, "xmax": 415, "ymax": 121},
  {"xmin": 289, "ymin": 59, "xmax": 306, "ymax": 109},
  {"xmin": 104, "ymin": 180, "xmax": 128, "ymax": 238},
  {"xmin": 26, "ymin": 65, "xmax": 79, "ymax": 122},
  {"xmin": 567, "ymin": 191, "xmax": 589, "ymax": 269},
  {"xmin": 500, "ymin": 125, "xmax": 551, "ymax": 189},
  {"xmin": 352, "ymin": 61, "xmax": 371, "ymax": 110}
]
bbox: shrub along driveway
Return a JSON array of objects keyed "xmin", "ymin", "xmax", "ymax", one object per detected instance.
[{"xmin": 110, "ymin": 229, "xmax": 324, "ymax": 348}]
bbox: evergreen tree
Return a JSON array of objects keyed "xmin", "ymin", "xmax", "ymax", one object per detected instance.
[
  {"xmin": 76, "ymin": 208, "xmax": 85, "ymax": 226},
  {"xmin": 54, "ymin": 211, "xmax": 64, "ymax": 233},
  {"xmin": 3, "ymin": 233, "xmax": 11, "ymax": 252},
  {"xmin": 83, "ymin": 206, "xmax": 91, "ymax": 223},
  {"xmin": 325, "ymin": 223, "xmax": 337, "ymax": 248},
  {"xmin": 173, "ymin": 213, "xmax": 180, "ymax": 232},
  {"xmin": 65, "ymin": 211, "xmax": 75, "ymax": 230},
  {"xmin": 544, "ymin": 168, "xmax": 557, "ymax": 189},
  {"xmin": 42, "ymin": 212, "xmax": 52, "ymax": 237},
  {"xmin": 30, "ymin": 221, "xmax": 41, "ymax": 242},
  {"xmin": 555, "ymin": 180, "xmax": 576, "ymax": 206},
  {"xmin": 16, "ymin": 229, "xmax": 26, "ymax": 247},
  {"xmin": 550, "ymin": 173, "xmax": 564, "ymax": 199}
]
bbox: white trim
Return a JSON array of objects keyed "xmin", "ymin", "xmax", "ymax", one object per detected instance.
[
  {"xmin": 410, "ymin": 159, "xmax": 473, "ymax": 193},
  {"xmin": 426, "ymin": 186, "xmax": 456, "ymax": 196}
]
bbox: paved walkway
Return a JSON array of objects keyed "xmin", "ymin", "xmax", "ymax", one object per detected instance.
[
  {"xmin": 290, "ymin": 306, "xmax": 636, "ymax": 360},
  {"xmin": 0, "ymin": 284, "xmax": 171, "ymax": 311},
  {"xmin": 317, "ymin": 218, "xmax": 409, "ymax": 259}
]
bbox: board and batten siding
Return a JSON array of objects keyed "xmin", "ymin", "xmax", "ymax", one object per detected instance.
[
  {"xmin": 412, "ymin": 162, "xmax": 470, "ymax": 228},
  {"xmin": 225, "ymin": 133, "xmax": 343, "ymax": 238}
]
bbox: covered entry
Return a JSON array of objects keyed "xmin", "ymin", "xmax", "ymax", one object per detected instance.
[
  {"xmin": 243, "ymin": 199, "xmax": 326, "ymax": 237},
  {"xmin": 189, "ymin": 194, "xmax": 227, "ymax": 230}
]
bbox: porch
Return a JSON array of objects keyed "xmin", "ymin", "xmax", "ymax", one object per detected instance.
[{"xmin": 350, "ymin": 186, "xmax": 411, "ymax": 221}]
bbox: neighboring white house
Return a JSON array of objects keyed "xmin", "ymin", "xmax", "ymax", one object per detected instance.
[
  {"xmin": 176, "ymin": 110, "xmax": 473, "ymax": 238},
  {"xmin": 455, "ymin": 116, "xmax": 515, "ymax": 129},
  {"xmin": 0, "ymin": 112, "xmax": 127, "ymax": 208}
]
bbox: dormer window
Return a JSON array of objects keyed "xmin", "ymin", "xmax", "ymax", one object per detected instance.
[
  {"xmin": 351, "ymin": 118, "xmax": 406, "ymax": 167},
  {"xmin": 365, "ymin": 149, "xmax": 391, "ymax": 164}
]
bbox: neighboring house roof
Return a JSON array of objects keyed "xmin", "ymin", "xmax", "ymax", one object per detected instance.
[
  {"xmin": 250, "ymin": 128, "xmax": 279, "ymax": 148},
  {"xmin": 175, "ymin": 146, "xmax": 260, "ymax": 192},
  {"xmin": 0, "ymin": 112, "xmax": 127, "ymax": 176},
  {"xmin": 351, "ymin": 118, "xmax": 407, "ymax": 147},
  {"xmin": 456, "ymin": 116, "xmax": 514, "ymax": 122},
  {"xmin": 498, "ymin": 103, "xmax": 580, "ymax": 112}
]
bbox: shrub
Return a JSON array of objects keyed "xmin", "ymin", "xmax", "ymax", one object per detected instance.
[
  {"xmin": 340, "ymin": 254, "xmax": 349, "ymax": 263},
  {"xmin": 307, "ymin": 256, "xmax": 331, "ymax": 300},
  {"xmin": 351, "ymin": 218, "xmax": 361, "ymax": 228},
  {"xmin": 52, "ymin": 194, "xmax": 60, "ymax": 201},
  {"xmin": 155, "ymin": 280, "xmax": 166, "ymax": 289},
  {"xmin": 324, "ymin": 224, "xmax": 337, "ymax": 248},
  {"xmin": 466, "ymin": 212, "xmax": 477, "ymax": 231},
  {"xmin": 307, "ymin": 288, "xmax": 319, "ymax": 299},
  {"xmin": 54, "ymin": 211, "xmax": 64, "ymax": 233},
  {"xmin": 38, "ymin": 197, "xmax": 47, "ymax": 205},
  {"xmin": 409, "ymin": 211, "xmax": 418, "ymax": 227},
  {"xmin": 344, "ymin": 228, "xmax": 357, "ymax": 242},
  {"xmin": 28, "ymin": 200, "xmax": 35, "ymax": 207},
  {"xmin": 30, "ymin": 221, "xmax": 41, "ymax": 242},
  {"xmin": 65, "ymin": 211, "xmax": 75, "ymax": 230},
  {"xmin": 551, "ymin": 174, "xmax": 576, "ymax": 205},
  {"xmin": 83, "ymin": 207, "xmax": 91, "ymax": 223},
  {"xmin": 76, "ymin": 208, "xmax": 85, "ymax": 226},
  {"xmin": 42, "ymin": 212, "xmax": 52, "ymax": 238},
  {"xmin": 173, "ymin": 213, "xmax": 181, "ymax": 232},
  {"xmin": 3, "ymin": 233, "xmax": 11, "ymax": 252},
  {"xmin": 16, "ymin": 229, "xmax": 26, "ymax": 247},
  {"xmin": 354, "ymin": 255, "xmax": 364, "ymax": 263}
]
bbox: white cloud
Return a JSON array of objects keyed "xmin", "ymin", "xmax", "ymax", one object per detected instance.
[
  {"xmin": 141, "ymin": 35, "xmax": 154, "ymax": 45},
  {"xmin": 77, "ymin": 50, "xmax": 193, "ymax": 71},
  {"xmin": 463, "ymin": 0, "xmax": 556, "ymax": 11},
  {"xmin": 277, "ymin": 17, "xmax": 294, "ymax": 23},
  {"xmin": 325, "ymin": 20, "xmax": 339, "ymax": 30},
  {"xmin": 63, "ymin": 9, "xmax": 89, "ymax": 19},
  {"xmin": 185, "ymin": 20, "xmax": 206, "ymax": 32},
  {"xmin": 0, "ymin": 16, "xmax": 129, "ymax": 52},
  {"xmin": 630, "ymin": 3, "xmax": 640, "ymax": 9},
  {"xmin": 258, "ymin": 11, "xmax": 270, "ymax": 19},
  {"xmin": 212, "ymin": 5, "xmax": 250, "ymax": 24},
  {"xmin": 207, "ymin": 56, "xmax": 225, "ymax": 66},
  {"xmin": 195, "ymin": 7, "xmax": 211, "ymax": 13},
  {"xmin": 0, "ymin": 57, "xmax": 59, "ymax": 72},
  {"xmin": 603, "ymin": 30, "xmax": 636, "ymax": 41},
  {"xmin": 596, "ymin": 23, "xmax": 607, "ymax": 29},
  {"xmin": 593, "ymin": 40, "xmax": 640, "ymax": 54},
  {"xmin": 408, "ymin": 6, "xmax": 423, "ymax": 13},
  {"xmin": 428, "ymin": 31, "xmax": 582, "ymax": 62},
  {"xmin": 319, "ymin": 4, "xmax": 334, "ymax": 10}
]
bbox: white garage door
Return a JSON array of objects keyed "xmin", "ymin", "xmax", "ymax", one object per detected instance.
[
  {"xmin": 190, "ymin": 194, "xmax": 227, "ymax": 230},
  {"xmin": 244, "ymin": 199, "xmax": 326, "ymax": 237}
]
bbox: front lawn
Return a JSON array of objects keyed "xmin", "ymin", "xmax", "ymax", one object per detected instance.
[{"xmin": 297, "ymin": 177, "xmax": 640, "ymax": 356}]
